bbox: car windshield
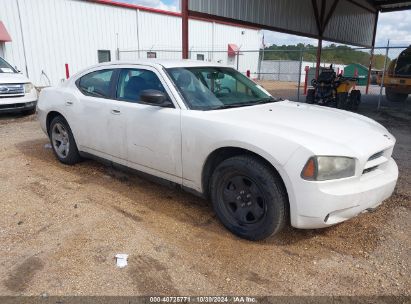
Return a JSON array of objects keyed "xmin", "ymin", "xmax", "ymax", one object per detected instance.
[
  {"xmin": 167, "ymin": 67, "xmax": 280, "ymax": 110},
  {"xmin": 0, "ymin": 57, "xmax": 16, "ymax": 73}
]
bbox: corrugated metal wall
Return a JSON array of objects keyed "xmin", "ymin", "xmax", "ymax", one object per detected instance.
[
  {"xmin": 0, "ymin": 0, "xmax": 262, "ymax": 86},
  {"xmin": 189, "ymin": 0, "xmax": 318, "ymax": 38},
  {"xmin": 323, "ymin": 0, "xmax": 376, "ymax": 47},
  {"xmin": 189, "ymin": 0, "xmax": 377, "ymax": 47}
]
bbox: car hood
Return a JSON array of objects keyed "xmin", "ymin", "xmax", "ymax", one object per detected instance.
[
  {"xmin": 0, "ymin": 72, "xmax": 30, "ymax": 84},
  {"xmin": 207, "ymin": 101, "xmax": 394, "ymax": 156}
]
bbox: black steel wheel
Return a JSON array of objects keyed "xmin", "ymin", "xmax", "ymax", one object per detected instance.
[
  {"xmin": 218, "ymin": 175, "xmax": 267, "ymax": 226},
  {"xmin": 210, "ymin": 155, "xmax": 288, "ymax": 240}
]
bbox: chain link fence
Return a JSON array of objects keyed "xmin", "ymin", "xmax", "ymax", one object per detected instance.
[{"xmin": 119, "ymin": 44, "xmax": 410, "ymax": 109}]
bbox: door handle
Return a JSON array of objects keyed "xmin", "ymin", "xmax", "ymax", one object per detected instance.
[
  {"xmin": 111, "ymin": 109, "xmax": 121, "ymax": 115},
  {"xmin": 65, "ymin": 101, "xmax": 73, "ymax": 106}
]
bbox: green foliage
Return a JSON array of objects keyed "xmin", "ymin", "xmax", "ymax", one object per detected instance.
[{"xmin": 261, "ymin": 44, "xmax": 390, "ymax": 69}]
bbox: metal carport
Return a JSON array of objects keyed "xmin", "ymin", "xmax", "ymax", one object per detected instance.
[{"xmin": 181, "ymin": 0, "xmax": 411, "ymax": 88}]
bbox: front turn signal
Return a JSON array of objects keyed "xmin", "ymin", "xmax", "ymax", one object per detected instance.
[{"xmin": 301, "ymin": 157, "xmax": 316, "ymax": 180}]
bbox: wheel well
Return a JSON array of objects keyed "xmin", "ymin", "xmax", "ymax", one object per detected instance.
[
  {"xmin": 202, "ymin": 147, "xmax": 289, "ymax": 204},
  {"xmin": 46, "ymin": 111, "xmax": 63, "ymax": 135}
]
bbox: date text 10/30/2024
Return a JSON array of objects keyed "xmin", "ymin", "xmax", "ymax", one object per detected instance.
[{"xmin": 149, "ymin": 297, "xmax": 258, "ymax": 303}]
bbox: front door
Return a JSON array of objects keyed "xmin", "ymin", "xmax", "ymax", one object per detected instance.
[{"xmin": 114, "ymin": 67, "xmax": 182, "ymax": 182}]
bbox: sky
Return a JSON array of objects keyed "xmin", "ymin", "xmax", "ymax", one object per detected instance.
[
  {"xmin": 116, "ymin": 0, "xmax": 410, "ymax": 47},
  {"xmin": 117, "ymin": 0, "xmax": 180, "ymax": 11}
]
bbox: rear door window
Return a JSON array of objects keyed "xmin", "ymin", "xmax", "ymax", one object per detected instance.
[{"xmin": 77, "ymin": 69, "xmax": 115, "ymax": 98}]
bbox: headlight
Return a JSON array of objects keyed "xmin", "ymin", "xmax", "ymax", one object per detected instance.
[
  {"xmin": 301, "ymin": 156, "xmax": 356, "ymax": 181},
  {"xmin": 24, "ymin": 83, "xmax": 34, "ymax": 93}
]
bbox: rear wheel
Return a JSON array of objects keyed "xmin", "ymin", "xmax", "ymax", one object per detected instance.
[
  {"xmin": 386, "ymin": 88, "xmax": 408, "ymax": 102},
  {"xmin": 49, "ymin": 116, "xmax": 81, "ymax": 165},
  {"xmin": 336, "ymin": 92, "xmax": 348, "ymax": 109},
  {"xmin": 210, "ymin": 155, "xmax": 288, "ymax": 241},
  {"xmin": 306, "ymin": 89, "xmax": 315, "ymax": 104}
]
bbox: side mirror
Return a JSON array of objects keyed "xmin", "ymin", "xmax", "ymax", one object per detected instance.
[
  {"xmin": 140, "ymin": 89, "xmax": 173, "ymax": 107},
  {"xmin": 14, "ymin": 66, "xmax": 21, "ymax": 73}
]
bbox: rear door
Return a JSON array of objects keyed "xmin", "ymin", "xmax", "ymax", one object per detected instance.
[{"xmin": 74, "ymin": 68, "xmax": 128, "ymax": 162}]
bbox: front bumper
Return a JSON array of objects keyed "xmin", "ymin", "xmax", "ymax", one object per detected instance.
[
  {"xmin": 0, "ymin": 100, "xmax": 37, "ymax": 114},
  {"xmin": 284, "ymin": 144, "xmax": 398, "ymax": 229},
  {"xmin": 0, "ymin": 89, "xmax": 38, "ymax": 114}
]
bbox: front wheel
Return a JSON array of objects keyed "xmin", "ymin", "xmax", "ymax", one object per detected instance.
[
  {"xmin": 49, "ymin": 116, "xmax": 81, "ymax": 165},
  {"xmin": 348, "ymin": 90, "xmax": 361, "ymax": 111},
  {"xmin": 386, "ymin": 88, "xmax": 408, "ymax": 102},
  {"xmin": 210, "ymin": 155, "xmax": 288, "ymax": 241},
  {"xmin": 306, "ymin": 89, "xmax": 315, "ymax": 104}
]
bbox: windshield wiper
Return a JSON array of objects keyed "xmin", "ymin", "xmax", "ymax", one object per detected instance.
[
  {"xmin": 211, "ymin": 97, "xmax": 281, "ymax": 110},
  {"xmin": 210, "ymin": 103, "xmax": 255, "ymax": 110},
  {"xmin": 254, "ymin": 97, "xmax": 283, "ymax": 104}
]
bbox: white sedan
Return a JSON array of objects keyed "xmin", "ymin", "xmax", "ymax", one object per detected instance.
[{"xmin": 37, "ymin": 60, "xmax": 398, "ymax": 240}]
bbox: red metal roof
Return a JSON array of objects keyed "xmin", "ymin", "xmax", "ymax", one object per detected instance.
[{"xmin": 0, "ymin": 21, "xmax": 12, "ymax": 42}]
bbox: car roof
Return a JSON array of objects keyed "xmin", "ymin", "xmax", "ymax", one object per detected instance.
[{"xmin": 94, "ymin": 59, "xmax": 229, "ymax": 69}]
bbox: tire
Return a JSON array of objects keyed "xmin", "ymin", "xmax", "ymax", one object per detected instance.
[
  {"xmin": 210, "ymin": 155, "xmax": 288, "ymax": 241},
  {"xmin": 336, "ymin": 92, "xmax": 348, "ymax": 109},
  {"xmin": 348, "ymin": 90, "xmax": 361, "ymax": 111},
  {"xmin": 23, "ymin": 108, "xmax": 36, "ymax": 116},
  {"xmin": 386, "ymin": 88, "xmax": 408, "ymax": 102},
  {"xmin": 306, "ymin": 89, "xmax": 315, "ymax": 104},
  {"xmin": 49, "ymin": 116, "xmax": 81, "ymax": 165}
]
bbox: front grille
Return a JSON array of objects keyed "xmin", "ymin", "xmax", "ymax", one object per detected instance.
[
  {"xmin": 363, "ymin": 166, "xmax": 379, "ymax": 174},
  {"xmin": 368, "ymin": 151, "xmax": 384, "ymax": 161},
  {"xmin": 362, "ymin": 150, "xmax": 388, "ymax": 175},
  {"xmin": 0, "ymin": 84, "xmax": 25, "ymax": 96},
  {"xmin": 0, "ymin": 94, "xmax": 25, "ymax": 98}
]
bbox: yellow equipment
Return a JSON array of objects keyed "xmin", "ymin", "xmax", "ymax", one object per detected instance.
[{"xmin": 378, "ymin": 45, "xmax": 411, "ymax": 102}]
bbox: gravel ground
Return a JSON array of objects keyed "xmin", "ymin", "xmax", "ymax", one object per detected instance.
[{"xmin": 0, "ymin": 106, "xmax": 409, "ymax": 296}]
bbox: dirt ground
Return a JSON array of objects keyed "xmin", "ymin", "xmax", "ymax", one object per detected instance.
[{"xmin": 0, "ymin": 106, "xmax": 410, "ymax": 296}]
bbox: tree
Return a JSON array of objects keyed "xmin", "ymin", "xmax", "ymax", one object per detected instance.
[{"xmin": 261, "ymin": 44, "xmax": 390, "ymax": 69}]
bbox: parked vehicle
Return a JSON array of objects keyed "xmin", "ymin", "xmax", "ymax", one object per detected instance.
[
  {"xmin": 306, "ymin": 65, "xmax": 361, "ymax": 111},
  {"xmin": 37, "ymin": 60, "xmax": 398, "ymax": 240},
  {"xmin": 378, "ymin": 45, "xmax": 411, "ymax": 102},
  {"xmin": 0, "ymin": 57, "xmax": 37, "ymax": 114}
]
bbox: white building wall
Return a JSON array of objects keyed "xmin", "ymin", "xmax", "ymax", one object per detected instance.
[
  {"xmin": 212, "ymin": 23, "xmax": 261, "ymax": 75},
  {"xmin": 1, "ymin": 0, "xmax": 139, "ymax": 86},
  {"xmin": 0, "ymin": 0, "xmax": 261, "ymax": 86},
  {"xmin": 0, "ymin": 0, "xmax": 26, "ymax": 76}
]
